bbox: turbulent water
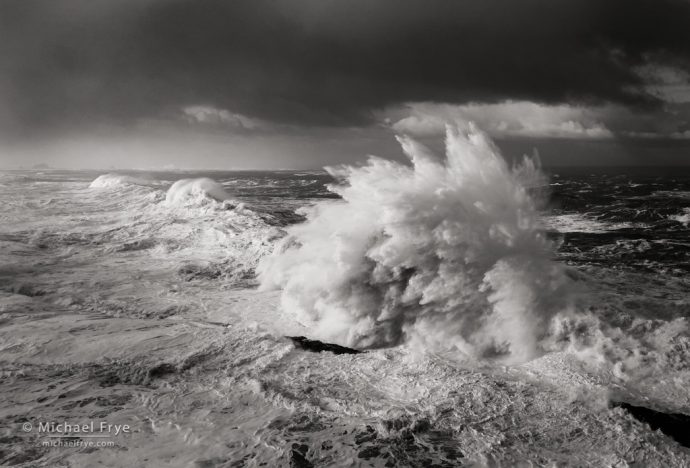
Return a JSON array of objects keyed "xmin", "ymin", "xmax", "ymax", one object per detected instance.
[{"xmin": 2, "ymin": 128, "xmax": 690, "ymax": 466}]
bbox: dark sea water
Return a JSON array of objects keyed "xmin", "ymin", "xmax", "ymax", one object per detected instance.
[{"xmin": 547, "ymin": 167, "xmax": 690, "ymax": 273}]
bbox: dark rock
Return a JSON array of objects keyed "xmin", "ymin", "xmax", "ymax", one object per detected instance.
[
  {"xmin": 615, "ymin": 401, "xmax": 690, "ymax": 448},
  {"xmin": 287, "ymin": 336, "xmax": 363, "ymax": 355}
]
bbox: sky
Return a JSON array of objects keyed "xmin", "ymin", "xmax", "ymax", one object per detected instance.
[{"xmin": 1, "ymin": 0, "xmax": 689, "ymax": 169}]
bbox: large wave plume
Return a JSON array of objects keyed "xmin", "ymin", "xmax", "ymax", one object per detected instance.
[{"xmin": 259, "ymin": 124, "xmax": 574, "ymax": 363}]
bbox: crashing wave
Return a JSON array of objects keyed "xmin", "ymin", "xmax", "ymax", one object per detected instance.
[
  {"xmin": 89, "ymin": 173, "xmax": 155, "ymax": 189},
  {"xmin": 88, "ymin": 174, "xmax": 283, "ymax": 284},
  {"xmin": 156, "ymin": 177, "xmax": 286, "ymax": 284},
  {"xmin": 165, "ymin": 178, "xmax": 232, "ymax": 206},
  {"xmin": 259, "ymin": 123, "xmax": 574, "ymax": 363}
]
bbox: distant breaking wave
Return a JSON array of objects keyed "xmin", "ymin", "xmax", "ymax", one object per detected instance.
[
  {"xmin": 165, "ymin": 177, "xmax": 233, "ymax": 205},
  {"xmin": 85, "ymin": 174, "xmax": 284, "ymax": 285},
  {"xmin": 259, "ymin": 124, "xmax": 575, "ymax": 363},
  {"xmin": 89, "ymin": 173, "xmax": 157, "ymax": 188}
]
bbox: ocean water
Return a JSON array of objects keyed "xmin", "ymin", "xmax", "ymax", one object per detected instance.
[{"xmin": 1, "ymin": 130, "xmax": 690, "ymax": 466}]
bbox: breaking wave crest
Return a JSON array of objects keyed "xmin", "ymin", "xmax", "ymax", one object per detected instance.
[
  {"xmin": 165, "ymin": 177, "xmax": 233, "ymax": 206},
  {"xmin": 89, "ymin": 173, "xmax": 156, "ymax": 189},
  {"xmin": 83, "ymin": 174, "xmax": 284, "ymax": 285},
  {"xmin": 259, "ymin": 124, "xmax": 574, "ymax": 363}
]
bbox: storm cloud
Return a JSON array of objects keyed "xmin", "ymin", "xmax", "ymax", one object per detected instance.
[{"xmin": 2, "ymin": 0, "xmax": 690, "ymax": 137}]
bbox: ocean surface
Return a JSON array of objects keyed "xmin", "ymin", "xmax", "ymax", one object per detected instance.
[{"xmin": 2, "ymin": 133, "xmax": 690, "ymax": 466}]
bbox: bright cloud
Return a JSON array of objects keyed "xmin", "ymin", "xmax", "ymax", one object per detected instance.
[
  {"xmin": 387, "ymin": 101, "xmax": 614, "ymax": 139},
  {"xmin": 182, "ymin": 105, "xmax": 267, "ymax": 130}
]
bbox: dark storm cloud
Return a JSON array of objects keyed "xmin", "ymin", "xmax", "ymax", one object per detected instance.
[{"xmin": 2, "ymin": 0, "xmax": 690, "ymax": 135}]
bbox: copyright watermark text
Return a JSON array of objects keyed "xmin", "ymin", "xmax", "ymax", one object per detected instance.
[{"xmin": 21, "ymin": 420, "xmax": 132, "ymax": 449}]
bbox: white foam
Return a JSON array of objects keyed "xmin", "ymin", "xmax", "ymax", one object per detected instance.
[
  {"xmin": 669, "ymin": 208, "xmax": 690, "ymax": 226},
  {"xmin": 542, "ymin": 213, "xmax": 638, "ymax": 233}
]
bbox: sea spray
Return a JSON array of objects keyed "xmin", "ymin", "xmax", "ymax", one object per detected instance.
[{"xmin": 258, "ymin": 124, "xmax": 574, "ymax": 363}]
